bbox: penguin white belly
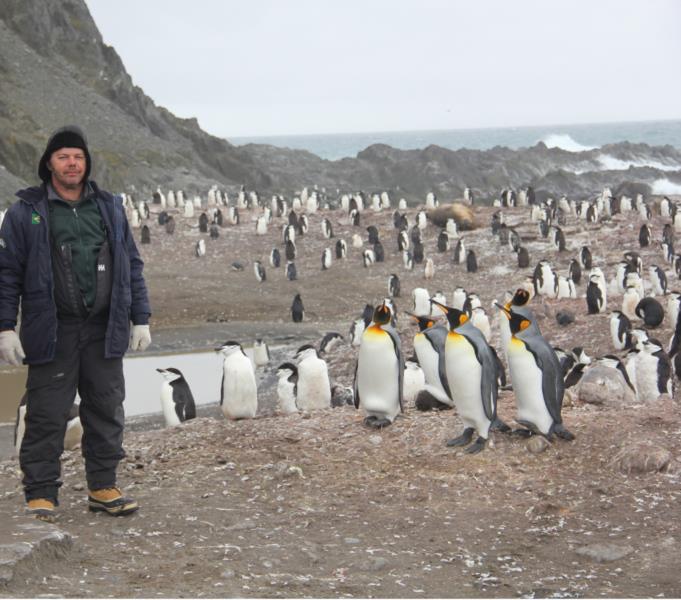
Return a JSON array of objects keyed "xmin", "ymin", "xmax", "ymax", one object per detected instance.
[
  {"xmin": 413, "ymin": 335, "xmax": 452, "ymax": 405},
  {"xmin": 277, "ymin": 380, "xmax": 298, "ymax": 414},
  {"xmin": 297, "ymin": 358, "xmax": 331, "ymax": 411},
  {"xmin": 357, "ymin": 332, "xmax": 400, "ymax": 421},
  {"xmin": 14, "ymin": 404, "xmax": 26, "ymax": 456},
  {"xmin": 63, "ymin": 417, "xmax": 83, "ymax": 450},
  {"xmin": 222, "ymin": 357, "xmax": 258, "ymax": 419},
  {"xmin": 507, "ymin": 340, "xmax": 553, "ymax": 435},
  {"xmin": 161, "ymin": 382, "xmax": 182, "ymax": 427},
  {"xmin": 403, "ymin": 364, "xmax": 425, "ymax": 404},
  {"xmin": 499, "ymin": 316, "xmax": 511, "ymax": 358},
  {"xmin": 625, "ymin": 354, "xmax": 638, "ymax": 397},
  {"xmin": 633, "ymin": 354, "xmax": 659, "ymax": 403},
  {"xmin": 444, "ymin": 334, "xmax": 489, "ymax": 436},
  {"xmin": 610, "ymin": 318, "xmax": 624, "ymax": 350}
]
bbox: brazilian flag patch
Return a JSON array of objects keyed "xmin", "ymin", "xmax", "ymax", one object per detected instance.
[{"xmin": 31, "ymin": 211, "xmax": 41, "ymax": 225}]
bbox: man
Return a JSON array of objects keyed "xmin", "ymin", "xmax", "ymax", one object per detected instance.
[{"xmin": 0, "ymin": 125, "xmax": 151, "ymax": 520}]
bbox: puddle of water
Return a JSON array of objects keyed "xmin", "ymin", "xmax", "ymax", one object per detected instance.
[
  {"xmin": 0, "ymin": 346, "xmax": 274, "ymax": 423},
  {"xmin": 0, "ymin": 367, "xmax": 26, "ymax": 423},
  {"xmin": 123, "ymin": 350, "xmax": 225, "ymax": 417}
]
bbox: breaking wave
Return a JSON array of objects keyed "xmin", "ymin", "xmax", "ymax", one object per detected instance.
[
  {"xmin": 598, "ymin": 155, "xmax": 681, "ymax": 172},
  {"xmin": 541, "ymin": 134, "xmax": 596, "ymax": 153},
  {"xmin": 652, "ymin": 179, "xmax": 681, "ymax": 195}
]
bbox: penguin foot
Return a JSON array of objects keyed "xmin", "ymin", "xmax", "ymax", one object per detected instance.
[
  {"xmin": 371, "ymin": 418, "xmax": 393, "ymax": 429},
  {"xmin": 553, "ymin": 424, "xmax": 575, "ymax": 441},
  {"xmin": 490, "ymin": 418, "xmax": 511, "ymax": 433},
  {"xmin": 363, "ymin": 416, "xmax": 377, "ymax": 427},
  {"xmin": 511, "ymin": 428, "xmax": 533, "ymax": 438},
  {"xmin": 446, "ymin": 427, "xmax": 475, "ymax": 447},
  {"xmin": 464, "ymin": 437, "xmax": 487, "ymax": 454}
]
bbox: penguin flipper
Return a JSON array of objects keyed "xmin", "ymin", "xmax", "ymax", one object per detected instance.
[
  {"xmin": 352, "ymin": 360, "xmax": 361, "ymax": 409},
  {"xmin": 385, "ymin": 324, "xmax": 404, "ymax": 412},
  {"xmin": 490, "ymin": 346, "xmax": 507, "ymax": 388},
  {"xmin": 184, "ymin": 387, "xmax": 197, "ymax": 420},
  {"xmin": 426, "ymin": 326, "xmax": 453, "ymax": 401},
  {"xmin": 461, "ymin": 327, "xmax": 498, "ymax": 422},
  {"xmin": 525, "ymin": 341, "xmax": 564, "ymax": 425},
  {"xmin": 220, "ymin": 372, "xmax": 225, "ymax": 406}
]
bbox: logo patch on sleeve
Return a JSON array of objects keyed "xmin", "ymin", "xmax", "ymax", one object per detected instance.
[
  {"xmin": 0, "ymin": 238, "xmax": 5, "ymax": 249},
  {"xmin": 31, "ymin": 211, "xmax": 41, "ymax": 225}
]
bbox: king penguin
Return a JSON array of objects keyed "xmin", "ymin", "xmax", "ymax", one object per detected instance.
[
  {"xmin": 155, "ymin": 368, "xmax": 197, "ymax": 427},
  {"xmin": 497, "ymin": 305, "xmax": 574, "ymax": 440},
  {"xmin": 215, "ymin": 341, "xmax": 258, "ymax": 420},
  {"xmin": 354, "ymin": 302, "xmax": 403, "ymax": 428},
  {"xmin": 432, "ymin": 300, "xmax": 506, "ymax": 453}
]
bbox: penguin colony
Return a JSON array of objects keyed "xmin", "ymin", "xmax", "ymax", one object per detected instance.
[{"xmin": 114, "ymin": 186, "xmax": 681, "ymax": 452}]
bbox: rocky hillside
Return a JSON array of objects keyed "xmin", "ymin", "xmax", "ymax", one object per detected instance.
[{"xmin": 1, "ymin": 0, "xmax": 680, "ymax": 207}]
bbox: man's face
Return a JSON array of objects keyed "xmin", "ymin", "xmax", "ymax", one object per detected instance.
[{"xmin": 48, "ymin": 147, "xmax": 86, "ymax": 189}]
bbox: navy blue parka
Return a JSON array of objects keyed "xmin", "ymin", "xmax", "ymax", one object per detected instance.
[{"xmin": 0, "ymin": 181, "xmax": 151, "ymax": 364}]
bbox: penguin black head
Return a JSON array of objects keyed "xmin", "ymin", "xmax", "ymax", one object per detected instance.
[
  {"xmin": 362, "ymin": 304, "xmax": 375, "ymax": 325},
  {"xmin": 156, "ymin": 367, "xmax": 184, "ymax": 382},
  {"xmin": 372, "ymin": 303, "xmax": 393, "ymax": 326},
  {"xmin": 407, "ymin": 312, "xmax": 436, "ymax": 332},
  {"xmin": 510, "ymin": 288, "xmax": 531, "ymax": 307},
  {"xmin": 296, "ymin": 343, "xmax": 317, "ymax": 355},
  {"xmin": 277, "ymin": 362, "xmax": 298, "ymax": 380},
  {"xmin": 215, "ymin": 341, "xmax": 244, "ymax": 354},
  {"xmin": 507, "ymin": 308, "xmax": 532, "ymax": 335},
  {"xmin": 495, "ymin": 303, "xmax": 532, "ymax": 335},
  {"xmin": 431, "ymin": 300, "xmax": 468, "ymax": 329}
]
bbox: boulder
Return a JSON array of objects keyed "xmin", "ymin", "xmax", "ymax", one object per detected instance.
[
  {"xmin": 575, "ymin": 543, "xmax": 634, "ymax": 563},
  {"xmin": 576, "ymin": 365, "xmax": 637, "ymax": 407},
  {"xmin": 612, "ymin": 444, "xmax": 671, "ymax": 474}
]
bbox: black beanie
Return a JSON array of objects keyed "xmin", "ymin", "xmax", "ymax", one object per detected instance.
[{"xmin": 38, "ymin": 125, "xmax": 91, "ymax": 183}]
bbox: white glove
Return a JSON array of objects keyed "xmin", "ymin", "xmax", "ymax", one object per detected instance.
[
  {"xmin": 0, "ymin": 330, "xmax": 26, "ymax": 366},
  {"xmin": 129, "ymin": 325, "xmax": 151, "ymax": 352}
]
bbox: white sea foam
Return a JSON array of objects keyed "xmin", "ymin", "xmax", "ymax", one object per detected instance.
[
  {"xmin": 541, "ymin": 134, "xmax": 596, "ymax": 153},
  {"xmin": 652, "ymin": 179, "xmax": 681, "ymax": 195},
  {"xmin": 597, "ymin": 154, "xmax": 681, "ymax": 172}
]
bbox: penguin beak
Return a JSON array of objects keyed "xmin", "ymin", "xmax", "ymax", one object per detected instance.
[
  {"xmin": 155, "ymin": 368, "xmax": 165, "ymax": 373},
  {"xmin": 430, "ymin": 299, "xmax": 448, "ymax": 314},
  {"xmin": 494, "ymin": 302, "xmax": 511, "ymax": 318}
]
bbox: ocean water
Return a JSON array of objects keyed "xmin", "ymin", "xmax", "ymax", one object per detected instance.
[{"xmin": 231, "ymin": 119, "xmax": 681, "ymax": 162}]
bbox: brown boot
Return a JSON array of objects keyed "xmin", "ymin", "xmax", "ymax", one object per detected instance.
[
  {"xmin": 88, "ymin": 487, "xmax": 138, "ymax": 516},
  {"xmin": 26, "ymin": 498, "xmax": 57, "ymax": 521}
]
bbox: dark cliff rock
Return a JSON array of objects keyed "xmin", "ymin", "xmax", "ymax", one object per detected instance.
[{"xmin": 0, "ymin": 0, "xmax": 679, "ymax": 207}]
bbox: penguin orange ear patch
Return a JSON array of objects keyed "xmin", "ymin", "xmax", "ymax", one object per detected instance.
[
  {"xmin": 460, "ymin": 314, "xmax": 469, "ymax": 324},
  {"xmin": 520, "ymin": 319, "xmax": 530, "ymax": 331}
]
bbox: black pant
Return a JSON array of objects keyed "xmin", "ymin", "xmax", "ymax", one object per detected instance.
[{"xmin": 20, "ymin": 318, "xmax": 126, "ymax": 503}]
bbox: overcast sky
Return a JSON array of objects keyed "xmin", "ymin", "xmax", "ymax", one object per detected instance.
[{"xmin": 85, "ymin": 0, "xmax": 681, "ymax": 139}]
